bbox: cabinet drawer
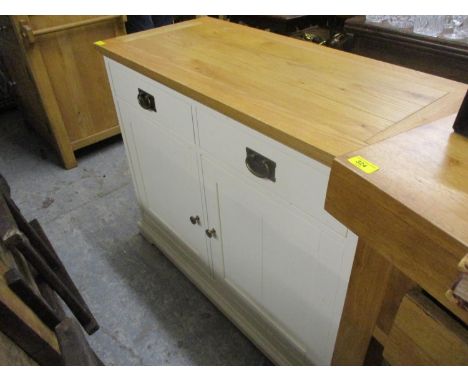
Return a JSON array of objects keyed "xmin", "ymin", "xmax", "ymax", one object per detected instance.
[
  {"xmin": 197, "ymin": 104, "xmax": 347, "ymax": 236},
  {"xmin": 384, "ymin": 291, "xmax": 468, "ymax": 365},
  {"xmin": 107, "ymin": 59, "xmax": 194, "ymax": 143}
]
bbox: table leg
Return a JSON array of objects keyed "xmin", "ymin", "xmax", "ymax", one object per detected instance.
[{"xmin": 332, "ymin": 240, "xmax": 392, "ymax": 365}]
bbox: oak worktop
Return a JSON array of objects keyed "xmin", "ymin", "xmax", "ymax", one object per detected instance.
[
  {"xmin": 329, "ymin": 114, "xmax": 468, "ymax": 251},
  {"xmin": 97, "ymin": 17, "xmax": 467, "ymax": 166},
  {"xmin": 326, "ymin": 114, "xmax": 468, "ymax": 324}
]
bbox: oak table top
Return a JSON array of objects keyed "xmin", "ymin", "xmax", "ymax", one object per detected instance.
[
  {"xmin": 96, "ymin": 17, "xmax": 467, "ymax": 166},
  {"xmin": 330, "ymin": 114, "xmax": 468, "ymax": 252},
  {"xmin": 325, "ymin": 114, "xmax": 468, "ymax": 323}
]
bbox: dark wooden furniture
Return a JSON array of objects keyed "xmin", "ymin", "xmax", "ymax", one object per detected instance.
[
  {"xmin": 345, "ymin": 16, "xmax": 468, "ymax": 84},
  {"xmin": 227, "ymin": 16, "xmax": 319, "ymax": 35},
  {"xmin": 1, "ymin": 195, "xmax": 99, "ymax": 335},
  {"xmin": 56, "ymin": 318, "xmax": 103, "ymax": 366},
  {"xmin": 0, "ymin": 174, "xmax": 101, "ymax": 365}
]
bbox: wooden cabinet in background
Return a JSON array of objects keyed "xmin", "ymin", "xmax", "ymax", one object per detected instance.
[
  {"xmin": 0, "ymin": 16, "xmax": 126, "ymax": 169},
  {"xmin": 345, "ymin": 16, "xmax": 468, "ymax": 84}
]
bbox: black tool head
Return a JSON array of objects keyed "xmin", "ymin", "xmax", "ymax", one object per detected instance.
[{"xmin": 453, "ymin": 90, "xmax": 468, "ymax": 137}]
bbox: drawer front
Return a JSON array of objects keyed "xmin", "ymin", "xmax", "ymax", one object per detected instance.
[
  {"xmin": 384, "ymin": 291, "xmax": 468, "ymax": 365},
  {"xmin": 197, "ymin": 104, "xmax": 347, "ymax": 236},
  {"xmin": 107, "ymin": 59, "xmax": 194, "ymax": 143}
]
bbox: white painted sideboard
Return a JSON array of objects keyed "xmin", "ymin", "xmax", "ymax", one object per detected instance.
[{"xmin": 104, "ymin": 58, "xmax": 358, "ymax": 365}]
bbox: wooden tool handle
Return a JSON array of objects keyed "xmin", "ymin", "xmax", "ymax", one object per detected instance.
[
  {"xmin": 5, "ymin": 268, "xmax": 62, "ymax": 330},
  {"xmin": 5, "ymin": 233, "xmax": 99, "ymax": 335}
]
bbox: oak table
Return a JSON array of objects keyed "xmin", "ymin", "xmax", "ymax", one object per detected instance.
[
  {"xmin": 326, "ymin": 114, "xmax": 468, "ymax": 365},
  {"xmin": 96, "ymin": 17, "xmax": 467, "ymax": 167}
]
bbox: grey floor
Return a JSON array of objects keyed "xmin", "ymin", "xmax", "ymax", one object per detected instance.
[{"xmin": 0, "ymin": 109, "xmax": 271, "ymax": 366}]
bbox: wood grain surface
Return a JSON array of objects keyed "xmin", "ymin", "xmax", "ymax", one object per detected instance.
[
  {"xmin": 331, "ymin": 241, "xmax": 392, "ymax": 365},
  {"xmin": 0, "ymin": 330, "xmax": 37, "ymax": 365},
  {"xmin": 0, "ymin": 243, "xmax": 61, "ymax": 363},
  {"xmin": 7, "ymin": 16, "xmax": 126, "ymax": 169},
  {"xmin": 96, "ymin": 17, "xmax": 468, "ymax": 166},
  {"xmin": 326, "ymin": 114, "xmax": 468, "ymax": 324},
  {"xmin": 384, "ymin": 291, "xmax": 468, "ymax": 365}
]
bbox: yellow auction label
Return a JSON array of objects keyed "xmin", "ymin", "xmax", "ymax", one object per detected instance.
[
  {"xmin": 348, "ymin": 155, "xmax": 380, "ymax": 174},
  {"xmin": 94, "ymin": 40, "xmax": 106, "ymax": 46}
]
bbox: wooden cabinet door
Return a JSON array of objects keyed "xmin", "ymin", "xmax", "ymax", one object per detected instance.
[
  {"xmin": 10, "ymin": 16, "xmax": 126, "ymax": 168},
  {"xmin": 118, "ymin": 101, "xmax": 209, "ymax": 269},
  {"xmin": 202, "ymin": 156, "xmax": 358, "ymax": 364}
]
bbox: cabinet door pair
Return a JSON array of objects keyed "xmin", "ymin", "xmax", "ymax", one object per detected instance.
[{"xmin": 120, "ymin": 102, "xmax": 356, "ymax": 363}]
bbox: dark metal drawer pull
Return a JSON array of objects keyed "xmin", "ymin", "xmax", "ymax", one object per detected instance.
[
  {"xmin": 137, "ymin": 88, "xmax": 156, "ymax": 112},
  {"xmin": 189, "ymin": 215, "xmax": 200, "ymax": 225},
  {"xmin": 205, "ymin": 228, "xmax": 216, "ymax": 238},
  {"xmin": 245, "ymin": 147, "xmax": 276, "ymax": 182}
]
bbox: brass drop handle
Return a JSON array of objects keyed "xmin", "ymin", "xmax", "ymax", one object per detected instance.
[
  {"xmin": 189, "ymin": 215, "xmax": 200, "ymax": 225},
  {"xmin": 205, "ymin": 228, "xmax": 216, "ymax": 238}
]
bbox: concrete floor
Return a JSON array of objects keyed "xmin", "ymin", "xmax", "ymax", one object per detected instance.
[{"xmin": 0, "ymin": 109, "xmax": 271, "ymax": 365}]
